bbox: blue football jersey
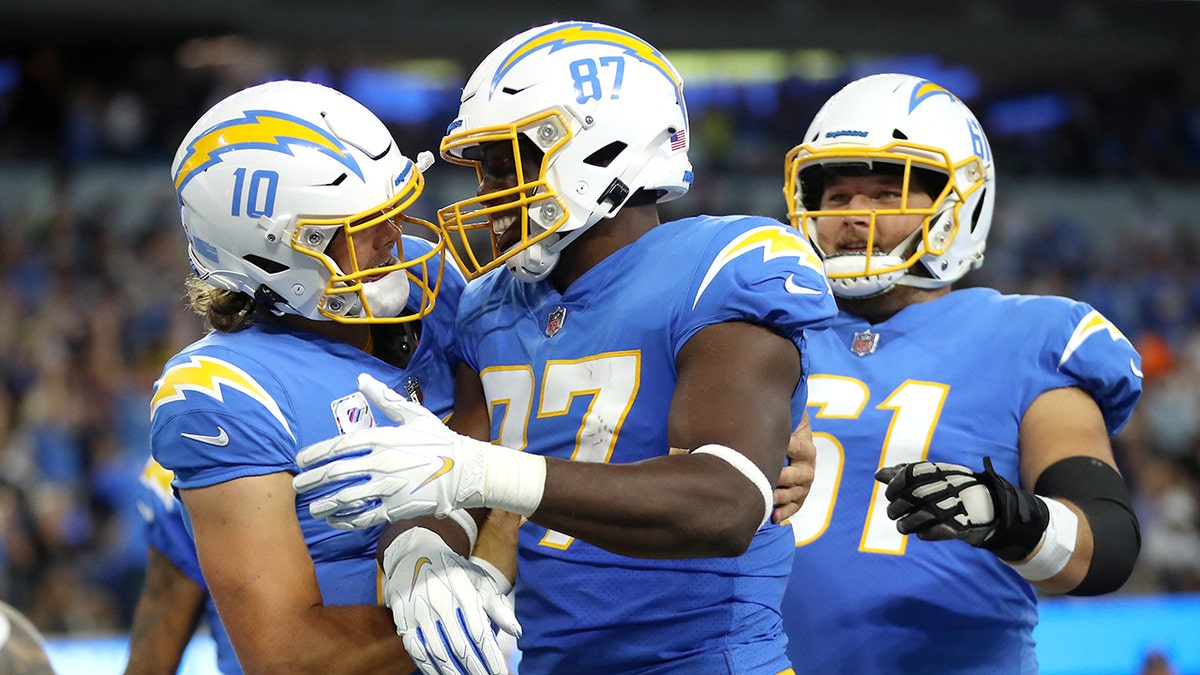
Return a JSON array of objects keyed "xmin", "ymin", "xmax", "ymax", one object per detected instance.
[
  {"xmin": 453, "ymin": 215, "xmax": 837, "ymax": 674},
  {"xmin": 151, "ymin": 235, "xmax": 462, "ymax": 608},
  {"xmin": 135, "ymin": 458, "xmax": 240, "ymax": 674},
  {"xmin": 782, "ymin": 288, "xmax": 1143, "ymax": 674}
]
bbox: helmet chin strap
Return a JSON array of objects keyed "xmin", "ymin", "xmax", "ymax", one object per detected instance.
[
  {"xmin": 506, "ymin": 234, "xmax": 561, "ymax": 283},
  {"xmin": 818, "ymin": 223, "xmax": 942, "ymax": 299},
  {"xmin": 359, "ymin": 270, "xmax": 412, "ymax": 318}
]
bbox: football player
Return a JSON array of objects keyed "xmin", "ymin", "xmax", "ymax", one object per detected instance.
[
  {"xmin": 779, "ymin": 73, "xmax": 1142, "ymax": 673},
  {"xmin": 155, "ymin": 80, "xmax": 518, "ymax": 674},
  {"xmin": 124, "ymin": 458, "xmax": 238, "ymax": 674},
  {"xmin": 294, "ymin": 20, "xmax": 837, "ymax": 674}
]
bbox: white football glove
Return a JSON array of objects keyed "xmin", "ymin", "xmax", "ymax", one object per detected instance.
[
  {"xmin": 293, "ymin": 374, "xmax": 546, "ymax": 530},
  {"xmin": 383, "ymin": 527, "xmax": 520, "ymax": 675}
]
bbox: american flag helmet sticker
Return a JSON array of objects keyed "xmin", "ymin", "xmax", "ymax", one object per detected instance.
[{"xmin": 670, "ymin": 129, "xmax": 687, "ymax": 151}]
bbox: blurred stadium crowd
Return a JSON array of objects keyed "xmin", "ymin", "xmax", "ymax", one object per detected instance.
[{"xmin": 0, "ymin": 44, "xmax": 1199, "ymax": 637}]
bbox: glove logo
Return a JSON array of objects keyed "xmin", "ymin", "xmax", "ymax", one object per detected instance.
[
  {"xmin": 413, "ymin": 457, "xmax": 455, "ymax": 493},
  {"xmin": 410, "ymin": 556, "xmax": 432, "ymax": 595}
]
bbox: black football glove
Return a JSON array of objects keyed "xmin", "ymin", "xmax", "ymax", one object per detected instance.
[{"xmin": 874, "ymin": 457, "xmax": 1048, "ymax": 561}]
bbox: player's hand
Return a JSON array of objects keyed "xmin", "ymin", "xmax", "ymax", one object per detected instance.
[
  {"xmin": 293, "ymin": 377, "xmax": 491, "ymax": 529},
  {"xmin": 874, "ymin": 460, "xmax": 998, "ymax": 545},
  {"xmin": 383, "ymin": 527, "xmax": 520, "ymax": 675},
  {"xmin": 874, "ymin": 457, "xmax": 1049, "ymax": 560},
  {"xmin": 773, "ymin": 413, "xmax": 816, "ymax": 524},
  {"xmin": 357, "ymin": 372, "xmax": 449, "ymax": 432}
]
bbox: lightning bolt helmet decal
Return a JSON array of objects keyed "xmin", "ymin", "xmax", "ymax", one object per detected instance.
[
  {"xmin": 489, "ymin": 21, "xmax": 687, "ymax": 127},
  {"xmin": 173, "ymin": 110, "xmax": 364, "ymax": 194}
]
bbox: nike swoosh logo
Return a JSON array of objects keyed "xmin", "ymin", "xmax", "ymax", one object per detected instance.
[
  {"xmin": 413, "ymin": 457, "xmax": 454, "ymax": 492},
  {"xmin": 411, "ymin": 556, "xmax": 432, "ymax": 593},
  {"xmin": 180, "ymin": 427, "xmax": 229, "ymax": 447},
  {"xmin": 1130, "ymin": 359, "xmax": 1143, "ymax": 378},
  {"xmin": 784, "ymin": 273, "xmax": 821, "ymax": 295}
]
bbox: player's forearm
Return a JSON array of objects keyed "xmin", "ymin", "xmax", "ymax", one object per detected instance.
[
  {"xmin": 1023, "ymin": 499, "xmax": 1092, "ymax": 594},
  {"xmin": 233, "ymin": 605, "xmax": 412, "ymax": 674},
  {"xmin": 124, "ymin": 549, "xmax": 205, "ymax": 675},
  {"xmin": 531, "ymin": 453, "xmax": 768, "ymax": 558}
]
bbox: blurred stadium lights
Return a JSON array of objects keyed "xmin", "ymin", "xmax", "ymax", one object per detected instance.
[
  {"xmin": 340, "ymin": 62, "xmax": 464, "ymax": 125},
  {"xmin": 985, "ymin": 92, "xmax": 1073, "ymax": 136},
  {"xmin": 0, "ymin": 56, "xmax": 18, "ymax": 97},
  {"xmin": 175, "ymin": 35, "xmax": 256, "ymax": 69},
  {"xmin": 848, "ymin": 53, "xmax": 981, "ymax": 99}
]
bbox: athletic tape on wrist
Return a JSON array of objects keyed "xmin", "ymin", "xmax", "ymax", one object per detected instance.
[
  {"xmin": 692, "ymin": 444, "xmax": 773, "ymax": 528},
  {"xmin": 481, "ymin": 447, "xmax": 547, "ymax": 518},
  {"xmin": 445, "ymin": 508, "xmax": 478, "ymax": 552},
  {"xmin": 1006, "ymin": 497, "xmax": 1078, "ymax": 582}
]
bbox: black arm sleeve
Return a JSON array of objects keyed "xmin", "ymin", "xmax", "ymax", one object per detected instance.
[{"xmin": 1034, "ymin": 456, "xmax": 1141, "ymax": 596}]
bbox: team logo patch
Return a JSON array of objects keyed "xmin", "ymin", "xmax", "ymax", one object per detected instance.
[
  {"xmin": 851, "ymin": 330, "xmax": 880, "ymax": 357},
  {"xmin": 331, "ymin": 391, "xmax": 376, "ymax": 435},
  {"xmin": 546, "ymin": 306, "xmax": 567, "ymax": 337}
]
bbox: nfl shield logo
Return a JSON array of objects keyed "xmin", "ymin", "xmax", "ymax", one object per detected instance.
[
  {"xmin": 546, "ymin": 306, "xmax": 567, "ymax": 337},
  {"xmin": 404, "ymin": 376, "xmax": 424, "ymax": 404},
  {"xmin": 851, "ymin": 330, "xmax": 879, "ymax": 357}
]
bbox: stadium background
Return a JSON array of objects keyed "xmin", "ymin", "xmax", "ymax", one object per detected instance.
[{"xmin": 1, "ymin": 1, "xmax": 1199, "ymax": 672}]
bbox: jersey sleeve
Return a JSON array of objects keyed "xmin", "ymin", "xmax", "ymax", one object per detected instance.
[
  {"xmin": 134, "ymin": 458, "xmax": 206, "ymax": 587},
  {"xmin": 1045, "ymin": 302, "xmax": 1143, "ymax": 434},
  {"xmin": 676, "ymin": 217, "xmax": 837, "ymax": 354},
  {"xmin": 150, "ymin": 351, "xmax": 298, "ymax": 490}
]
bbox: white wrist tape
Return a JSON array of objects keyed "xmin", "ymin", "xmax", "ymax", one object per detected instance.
[
  {"xmin": 445, "ymin": 508, "xmax": 478, "ymax": 552},
  {"xmin": 480, "ymin": 446, "xmax": 547, "ymax": 518},
  {"xmin": 692, "ymin": 444, "xmax": 774, "ymax": 528},
  {"xmin": 1006, "ymin": 497, "xmax": 1078, "ymax": 582},
  {"xmin": 469, "ymin": 555, "xmax": 513, "ymax": 595}
]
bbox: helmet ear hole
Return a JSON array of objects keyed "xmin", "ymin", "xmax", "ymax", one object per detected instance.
[
  {"xmin": 244, "ymin": 255, "xmax": 289, "ymax": 275},
  {"xmin": 969, "ymin": 188, "xmax": 988, "ymax": 234},
  {"xmin": 584, "ymin": 141, "xmax": 628, "ymax": 168}
]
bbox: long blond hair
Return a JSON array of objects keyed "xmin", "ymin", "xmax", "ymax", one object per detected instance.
[{"xmin": 184, "ymin": 275, "xmax": 256, "ymax": 333}]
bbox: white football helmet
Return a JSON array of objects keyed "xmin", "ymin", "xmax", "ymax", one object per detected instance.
[
  {"xmin": 783, "ymin": 73, "xmax": 996, "ymax": 298},
  {"xmin": 172, "ymin": 80, "xmax": 445, "ymax": 323},
  {"xmin": 437, "ymin": 21, "xmax": 694, "ymax": 282}
]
